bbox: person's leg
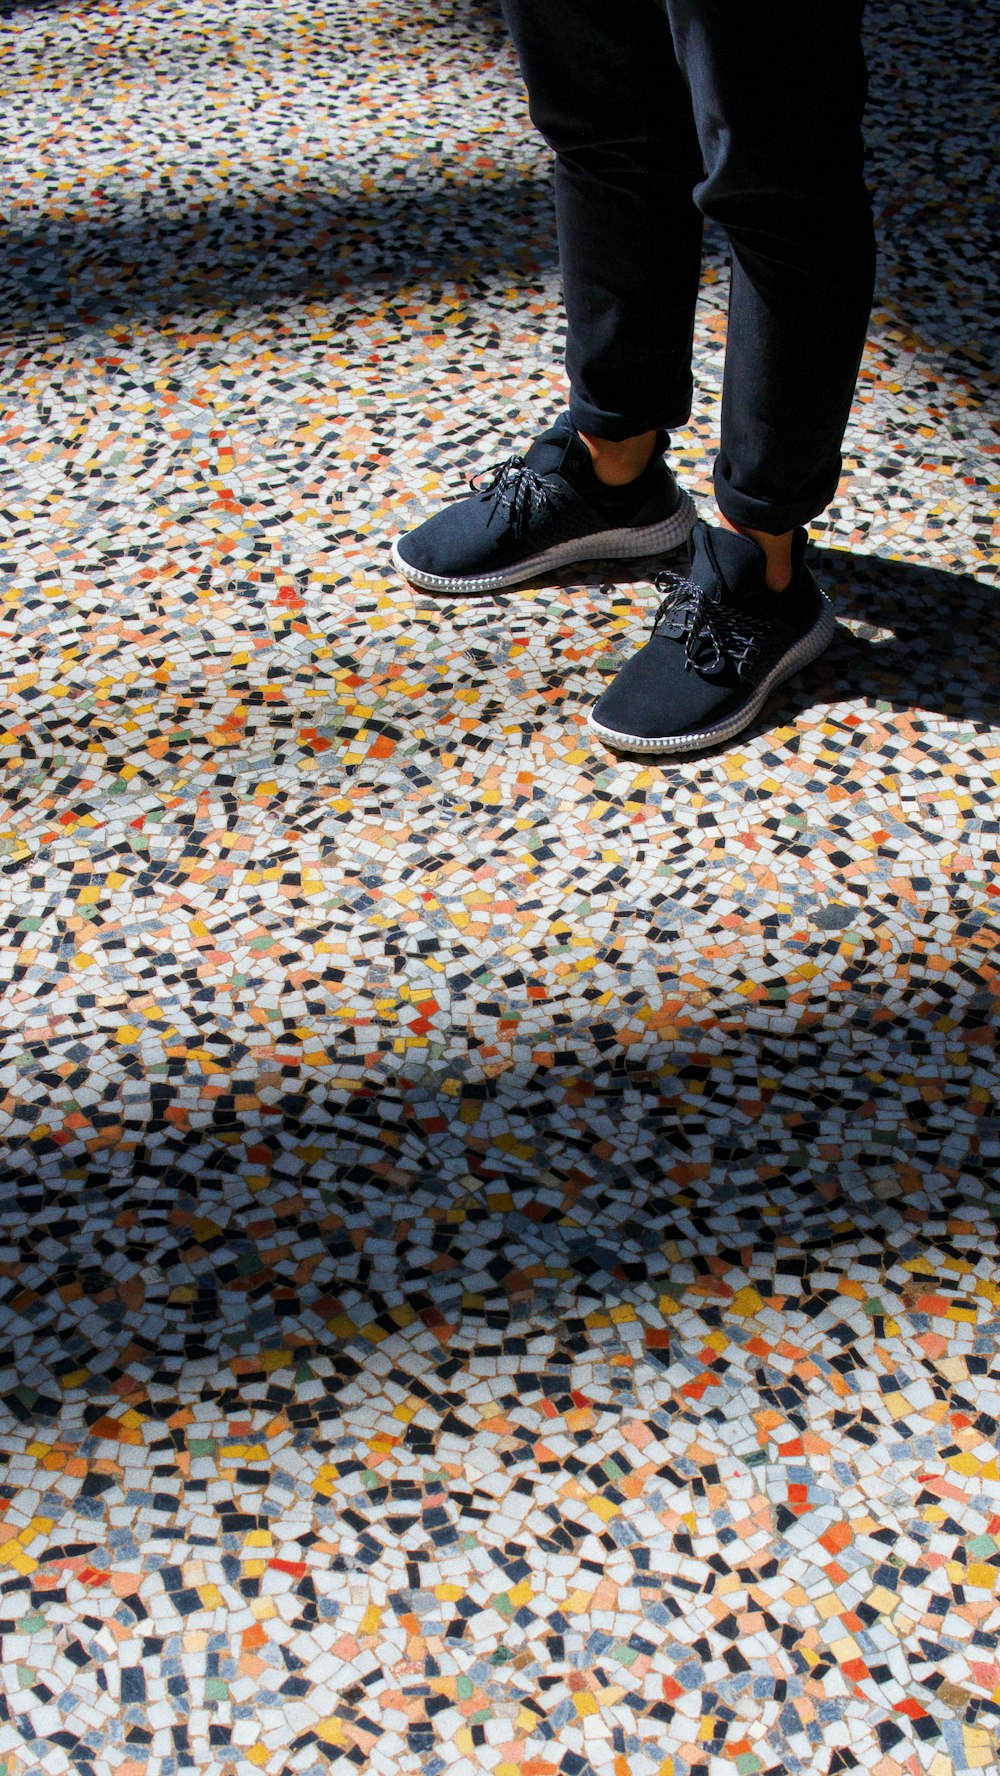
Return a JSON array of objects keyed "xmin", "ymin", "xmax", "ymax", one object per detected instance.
[
  {"xmin": 393, "ymin": 0, "xmax": 704, "ymax": 593},
  {"xmin": 589, "ymin": 0, "xmax": 876, "ymax": 752},
  {"xmin": 499, "ymin": 0, "xmax": 705, "ymax": 462},
  {"xmin": 663, "ymin": 0, "xmax": 876, "ymax": 585}
]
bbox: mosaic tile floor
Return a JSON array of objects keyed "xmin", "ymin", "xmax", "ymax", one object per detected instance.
[{"xmin": 1, "ymin": 2, "xmax": 999, "ymax": 1774}]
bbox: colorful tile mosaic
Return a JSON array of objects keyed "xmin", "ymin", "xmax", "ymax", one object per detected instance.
[{"xmin": 1, "ymin": 2, "xmax": 998, "ymax": 1775}]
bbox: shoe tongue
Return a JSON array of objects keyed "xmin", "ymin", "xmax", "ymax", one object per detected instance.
[
  {"xmin": 524, "ymin": 419, "xmax": 587, "ymax": 479},
  {"xmin": 690, "ymin": 521, "xmax": 767, "ymax": 604}
]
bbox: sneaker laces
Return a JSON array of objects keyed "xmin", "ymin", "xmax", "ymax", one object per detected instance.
[
  {"xmin": 469, "ymin": 455, "xmax": 564, "ymax": 539},
  {"xmin": 651, "ymin": 569, "xmax": 774, "ymax": 682}
]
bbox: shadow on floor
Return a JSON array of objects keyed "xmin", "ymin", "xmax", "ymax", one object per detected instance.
[
  {"xmin": 861, "ymin": 0, "xmax": 998, "ymax": 380},
  {"xmin": 790, "ymin": 542, "xmax": 1000, "ymax": 728},
  {"xmin": 415, "ymin": 543, "xmax": 1000, "ymax": 746},
  {"xmin": 0, "ymin": 545, "xmax": 995, "ymax": 780},
  {"xmin": 1, "ymin": 975, "xmax": 996, "ymax": 1421},
  {"xmin": 1, "ymin": 178, "xmax": 554, "ymax": 330},
  {"xmin": 0, "ymin": 543, "xmax": 994, "ymax": 787},
  {"xmin": 1, "ymin": 0, "xmax": 996, "ymax": 397}
]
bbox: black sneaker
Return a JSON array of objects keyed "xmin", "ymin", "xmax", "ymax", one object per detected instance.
[
  {"xmin": 391, "ymin": 414, "xmax": 696, "ymax": 594},
  {"xmin": 589, "ymin": 521, "xmax": 837, "ymax": 755}
]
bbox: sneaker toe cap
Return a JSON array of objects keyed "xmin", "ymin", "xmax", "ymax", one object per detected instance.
[
  {"xmin": 592, "ymin": 643, "xmax": 742, "ymax": 742},
  {"xmin": 394, "ymin": 502, "xmax": 506, "ymax": 580}
]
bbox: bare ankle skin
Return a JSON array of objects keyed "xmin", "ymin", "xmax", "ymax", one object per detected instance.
[
  {"xmin": 717, "ymin": 511, "xmax": 794, "ymax": 592},
  {"xmin": 578, "ymin": 429, "xmax": 658, "ymax": 487}
]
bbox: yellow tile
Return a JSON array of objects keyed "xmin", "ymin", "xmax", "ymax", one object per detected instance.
[
  {"xmin": 729, "ymin": 1286, "xmax": 764, "ymax": 1316},
  {"xmin": 260, "ymin": 1349, "xmax": 292, "ymax": 1371},
  {"xmin": 588, "ymin": 1495, "xmax": 620, "ymax": 1522},
  {"xmin": 315, "ymin": 1718, "xmax": 347, "ymax": 1747},
  {"xmin": 0, "ymin": 1547, "xmax": 37, "ymax": 1575},
  {"xmin": 948, "ymin": 1453, "xmax": 983, "ymax": 1476},
  {"xmin": 883, "ymin": 1391, "xmax": 910, "ymax": 1419}
]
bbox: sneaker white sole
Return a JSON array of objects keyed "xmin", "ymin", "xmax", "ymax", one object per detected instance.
[
  {"xmin": 588, "ymin": 595, "xmax": 838, "ymax": 756},
  {"xmin": 391, "ymin": 489, "xmax": 697, "ymax": 594}
]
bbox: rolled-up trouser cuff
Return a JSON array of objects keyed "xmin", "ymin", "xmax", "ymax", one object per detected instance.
[
  {"xmin": 712, "ymin": 453, "xmax": 843, "ymax": 536},
  {"xmin": 568, "ymin": 388, "xmax": 693, "ymax": 445}
]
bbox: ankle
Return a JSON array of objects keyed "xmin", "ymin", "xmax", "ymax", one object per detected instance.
[
  {"xmin": 717, "ymin": 512, "xmax": 794, "ymax": 592},
  {"xmin": 579, "ymin": 429, "xmax": 657, "ymax": 488}
]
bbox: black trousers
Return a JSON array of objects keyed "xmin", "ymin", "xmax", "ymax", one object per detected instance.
[{"xmin": 498, "ymin": 0, "xmax": 877, "ymax": 533}]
